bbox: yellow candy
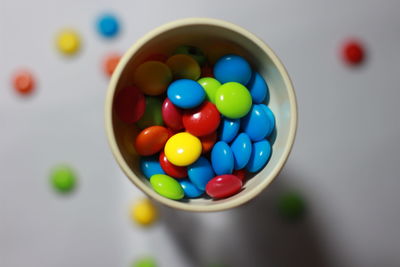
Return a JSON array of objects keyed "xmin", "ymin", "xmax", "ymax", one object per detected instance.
[
  {"xmin": 164, "ymin": 132, "xmax": 202, "ymax": 166},
  {"xmin": 56, "ymin": 29, "xmax": 81, "ymax": 55},
  {"xmin": 166, "ymin": 54, "xmax": 200, "ymax": 80},
  {"xmin": 133, "ymin": 61, "xmax": 172, "ymax": 96},
  {"xmin": 131, "ymin": 198, "xmax": 157, "ymax": 226}
]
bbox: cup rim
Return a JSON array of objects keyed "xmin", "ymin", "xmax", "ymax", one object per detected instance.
[{"xmin": 105, "ymin": 17, "xmax": 298, "ymax": 212}]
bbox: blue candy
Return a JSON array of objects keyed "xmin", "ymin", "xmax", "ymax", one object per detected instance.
[
  {"xmin": 219, "ymin": 118, "xmax": 240, "ymax": 143},
  {"xmin": 140, "ymin": 156, "xmax": 165, "ymax": 179},
  {"xmin": 260, "ymin": 104, "xmax": 275, "ymax": 137},
  {"xmin": 211, "ymin": 141, "xmax": 234, "ymax": 175},
  {"xmin": 241, "ymin": 104, "xmax": 274, "ymax": 141},
  {"xmin": 246, "ymin": 140, "xmax": 272, "ymax": 173},
  {"xmin": 188, "ymin": 157, "xmax": 215, "ymax": 190},
  {"xmin": 179, "ymin": 179, "xmax": 204, "ymax": 198},
  {"xmin": 97, "ymin": 14, "xmax": 120, "ymax": 38},
  {"xmin": 167, "ymin": 79, "xmax": 205, "ymax": 109},
  {"xmin": 231, "ymin": 133, "xmax": 252, "ymax": 170},
  {"xmin": 214, "ymin": 54, "xmax": 252, "ymax": 85},
  {"xmin": 247, "ymin": 72, "xmax": 269, "ymax": 104}
]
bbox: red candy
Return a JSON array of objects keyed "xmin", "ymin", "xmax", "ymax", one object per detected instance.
[
  {"xmin": 114, "ymin": 86, "xmax": 145, "ymax": 123},
  {"xmin": 134, "ymin": 126, "xmax": 170, "ymax": 156},
  {"xmin": 13, "ymin": 70, "xmax": 35, "ymax": 95},
  {"xmin": 342, "ymin": 40, "xmax": 365, "ymax": 66},
  {"xmin": 206, "ymin": 175, "xmax": 243, "ymax": 199},
  {"xmin": 200, "ymin": 132, "xmax": 217, "ymax": 154},
  {"xmin": 162, "ymin": 98, "xmax": 184, "ymax": 131},
  {"xmin": 159, "ymin": 151, "xmax": 187, "ymax": 178},
  {"xmin": 183, "ymin": 101, "xmax": 220, "ymax": 137},
  {"xmin": 233, "ymin": 169, "xmax": 246, "ymax": 181}
]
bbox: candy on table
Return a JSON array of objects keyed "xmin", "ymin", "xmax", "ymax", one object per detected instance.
[
  {"xmin": 197, "ymin": 77, "xmax": 221, "ymax": 104},
  {"xmin": 56, "ymin": 29, "xmax": 81, "ymax": 55},
  {"xmin": 232, "ymin": 169, "xmax": 246, "ymax": 181},
  {"xmin": 161, "ymin": 98, "xmax": 184, "ymax": 131},
  {"xmin": 241, "ymin": 104, "xmax": 275, "ymax": 141},
  {"xmin": 214, "ymin": 54, "xmax": 252, "ymax": 85},
  {"xmin": 150, "ymin": 174, "xmax": 184, "ymax": 200},
  {"xmin": 133, "ymin": 61, "xmax": 172, "ymax": 96},
  {"xmin": 206, "ymin": 174, "xmax": 243, "ymax": 199},
  {"xmin": 131, "ymin": 198, "xmax": 157, "ymax": 226},
  {"xmin": 50, "ymin": 165, "xmax": 77, "ymax": 193},
  {"xmin": 219, "ymin": 118, "xmax": 240, "ymax": 143},
  {"xmin": 211, "ymin": 141, "xmax": 234, "ymax": 175},
  {"xmin": 246, "ymin": 139, "xmax": 272, "ymax": 173},
  {"xmin": 96, "ymin": 13, "xmax": 120, "ymax": 38},
  {"xmin": 215, "ymin": 82, "xmax": 252, "ymax": 119},
  {"xmin": 103, "ymin": 53, "xmax": 121, "ymax": 77},
  {"xmin": 132, "ymin": 256, "xmax": 157, "ymax": 267},
  {"xmin": 231, "ymin": 133, "xmax": 252, "ymax": 170},
  {"xmin": 188, "ymin": 156, "xmax": 215, "ymax": 191},
  {"xmin": 140, "ymin": 155, "xmax": 166, "ymax": 179},
  {"xmin": 134, "ymin": 126, "xmax": 171, "ymax": 156},
  {"xmin": 167, "ymin": 79, "xmax": 205, "ymax": 109},
  {"xmin": 136, "ymin": 96, "xmax": 164, "ymax": 129},
  {"xmin": 174, "ymin": 45, "xmax": 207, "ymax": 66},
  {"xmin": 166, "ymin": 54, "xmax": 201, "ymax": 80},
  {"xmin": 341, "ymin": 39, "xmax": 365, "ymax": 66},
  {"xmin": 114, "ymin": 86, "xmax": 145, "ymax": 123},
  {"xmin": 277, "ymin": 192, "xmax": 306, "ymax": 221},
  {"xmin": 199, "ymin": 132, "xmax": 217, "ymax": 154},
  {"xmin": 12, "ymin": 69, "xmax": 35, "ymax": 95},
  {"xmin": 247, "ymin": 72, "xmax": 269, "ymax": 104},
  {"xmin": 164, "ymin": 132, "xmax": 202, "ymax": 166},
  {"xmin": 179, "ymin": 179, "xmax": 204, "ymax": 198},
  {"xmin": 159, "ymin": 151, "xmax": 187, "ymax": 178},
  {"xmin": 182, "ymin": 101, "xmax": 221, "ymax": 137}
]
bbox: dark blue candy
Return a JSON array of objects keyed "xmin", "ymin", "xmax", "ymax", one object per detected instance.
[
  {"xmin": 188, "ymin": 156, "xmax": 214, "ymax": 190},
  {"xmin": 219, "ymin": 118, "xmax": 240, "ymax": 143},
  {"xmin": 211, "ymin": 141, "xmax": 234, "ymax": 175},
  {"xmin": 247, "ymin": 72, "xmax": 269, "ymax": 104},
  {"xmin": 179, "ymin": 179, "xmax": 204, "ymax": 198},
  {"xmin": 167, "ymin": 79, "xmax": 205, "ymax": 109},
  {"xmin": 246, "ymin": 140, "xmax": 272, "ymax": 173},
  {"xmin": 214, "ymin": 54, "xmax": 252, "ymax": 85},
  {"xmin": 140, "ymin": 155, "xmax": 165, "ymax": 179},
  {"xmin": 231, "ymin": 133, "xmax": 252, "ymax": 170}
]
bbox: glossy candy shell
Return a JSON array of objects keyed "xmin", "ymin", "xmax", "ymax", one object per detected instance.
[
  {"xmin": 167, "ymin": 79, "xmax": 205, "ymax": 109},
  {"xmin": 206, "ymin": 175, "xmax": 243, "ymax": 199},
  {"xmin": 247, "ymin": 72, "xmax": 269, "ymax": 104},
  {"xmin": 179, "ymin": 179, "xmax": 204, "ymax": 198},
  {"xmin": 219, "ymin": 118, "xmax": 240, "ymax": 143},
  {"xmin": 246, "ymin": 140, "xmax": 272, "ymax": 173},
  {"xmin": 188, "ymin": 157, "xmax": 215, "ymax": 191},
  {"xmin": 140, "ymin": 155, "xmax": 166, "ymax": 179},
  {"xmin": 199, "ymin": 132, "xmax": 217, "ymax": 154},
  {"xmin": 159, "ymin": 151, "xmax": 187, "ymax": 178},
  {"xmin": 214, "ymin": 54, "xmax": 252, "ymax": 85},
  {"xmin": 162, "ymin": 98, "xmax": 184, "ymax": 131},
  {"xmin": 183, "ymin": 101, "xmax": 220, "ymax": 137},
  {"xmin": 150, "ymin": 174, "xmax": 184, "ymax": 200},
  {"xmin": 231, "ymin": 133, "xmax": 252, "ymax": 170},
  {"xmin": 211, "ymin": 141, "xmax": 234, "ymax": 175},
  {"xmin": 241, "ymin": 104, "xmax": 274, "ymax": 141},
  {"xmin": 134, "ymin": 126, "xmax": 170, "ymax": 156}
]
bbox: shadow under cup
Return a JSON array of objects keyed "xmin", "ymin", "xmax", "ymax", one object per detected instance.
[{"xmin": 105, "ymin": 18, "xmax": 297, "ymax": 212}]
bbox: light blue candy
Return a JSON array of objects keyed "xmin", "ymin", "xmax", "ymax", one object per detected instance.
[
  {"xmin": 179, "ymin": 179, "xmax": 204, "ymax": 198},
  {"xmin": 167, "ymin": 79, "xmax": 205, "ymax": 109},
  {"xmin": 211, "ymin": 141, "xmax": 234, "ymax": 175},
  {"xmin": 219, "ymin": 118, "xmax": 240, "ymax": 143},
  {"xmin": 260, "ymin": 104, "xmax": 275, "ymax": 137},
  {"xmin": 97, "ymin": 14, "xmax": 120, "ymax": 38},
  {"xmin": 241, "ymin": 104, "xmax": 274, "ymax": 141},
  {"xmin": 246, "ymin": 140, "xmax": 272, "ymax": 173},
  {"xmin": 231, "ymin": 133, "xmax": 252, "ymax": 170},
  {"xmin": 247, "ymin": 72, "xmax": 269, "ymax": 104},
  {"xmin": 140, "ymin": 156, "xmax": 165, "ymax": 179},
  {"xmin": 214, "ymin": 54, "xmax": 252, "ymax": 85},
  {"xmin": 188, "ymin": 157, "xmax": 214, "ymax": 190}
]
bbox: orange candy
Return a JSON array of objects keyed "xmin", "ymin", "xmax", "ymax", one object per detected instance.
[
  {"xmin": 134, "ymin": 126, "xmax": 171, "ymax": 156},
  {"xmin": 103, "ymin": 53, "xmax": 121, "ymax": 77},
  {"xmin": 12, "ymin": 70, "xmax": 35, "ymax": 95},
  {"xmin": 199, "ymin": 132, "xmax": 217, "ymax": 154}
]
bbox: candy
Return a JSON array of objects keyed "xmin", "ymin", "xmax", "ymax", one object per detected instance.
[
  {"xmin": 214, "ymin": 54, "xmax": 252, "ymax": 85},
  {"xmin": 231, "ymin": 133, "xmax": 252, "ymax": 170},
  {"xmin": 140, "ymin": 155, "xmax": 166, "ymax": 179},
  {"xmin": 159, "ymin": 151, "xmax": 187, "ymax": 178},
  {"xmin": 131, "ymin": 198, "xmax": 157, "ymax": 226},
  {"xmin": 233, "ymin": 169, "xmax": 246, "ymax": 181},
  {"xmin": 187, "ymin": 157, "xmax": 215, "ymax": 191},
  {"xmin": 103, "ymin": 53, "xmax": 121, "ymax": 77},
  {"xmin": 133, "ymin": 257, "xmax": 157, "ymax": 267},
  {"xmin": 241, "ymin": 104, "xmax": 274, "ymax": 141},
  {"xmin": 206, "ymin": 175, "xmax": 242, "ymax": 199},
  {"xmin": 166, "ymin": 54, "xmax": 201, "ymax": 80},
  {"xmin": 12, "ymin": 70, "xmax": 35, "ymax": 95},
  {"xmin": 164, "ymin": 132, "xmax": 202, "ymax": 166},
  {"xmin": 114, "ymin": 86, "xmax": 145, "ymax": 123},
  {"xmin": 144, "ymin": 53, "xmax": 168, "ymax": 63},
  {"xmin": 150, "ymin": 174, "xmax": 184, "ymax": 200},
  {"xmin": 211, "ymin": 141, "xmax": 234, "ymax": 175},
  {"xmin": 137, "ymin": 97, "xmax": 163, "ymax": 129},
  {"xmin": 247, "ymin": 72, "xmax": 269, "ymax": 104},
  {"xmin": 246, "ymin": 140, "xmax": 272, "ymax": 173},
  {"xmin": 134, "ymin": 126, "xmax": 170, "ymax": 156},
  {"xmin": 133, "ymin": 61, "xmax": 172, "ymax": 96},
  {"xmin": 197, "ymin": 77, "xmax": 221, "ymax": 104},
  {"xmin": 219, "ymin": 118, "xmax": 240, "ymax": 143},
  {"xmin": 260, "ymin": 104, "xmax": 276, "ymax": 137},
  {"xmin": 199, "ymin": 132, "xmax": 217, "ymax": 154},
  {"xmin": 161, "ymin": 98, "xmax": 183, "ymax": 131},
  {"xmin": 174, "ymin": 45, "xmax": 206, "ymax": 66},
  {"xmin": 179, "ymin": 180, "xmax": 204, "ymax": 198},
  {"xmin": 56, "ymin": 29, "xmax": 81, "ymax": 55},
  {"xmin": 167, "ymin": 79, "xmax": 205, "ymax": 109},
  {"xmin": 215, "ymin": 82, "xmax": 252, "ymax": 119},
  {"xmin": 183, "ymin": 101, "xmax": 220, "ymax": 137},
  {"xmin": 50, "ymin": 165, "xmax": 76, "ymax": 193},
  {"xmin": 96, "ymin": 13, "xmax": 120, "ymax": 38},
  {"xmin": 201, "ymin": 65, "xmax": 214, "ymax": 77},
  {"xmin": 278, "ymin": 192, "xmax": 306, "ymax": 221},
  {"xmin": 342, "ymin": 39, "xmax": 365, "ymax": 66}
]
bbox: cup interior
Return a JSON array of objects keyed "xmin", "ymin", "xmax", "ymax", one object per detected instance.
[{"xmin": 105, "ymin": 18, "xmax": 297, "ymax": 212}]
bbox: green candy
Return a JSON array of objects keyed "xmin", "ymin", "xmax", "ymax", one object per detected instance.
[
  {"xmin": 50, "ymin": 165, "xmax": 76, "ymax": 193},
  {"xmin": 150, "ymin": 174, "xmax": 184, "ymax": 200},
  {"xmin": 137, "ymin": 96, "xmax": 164, "ymax": 129},
  {"xmin": 215, "ymin": 82, "xmax": 252, "ymax": 119},
  {"xmin": 197, "ymin": 77, "xmax": 221, "ymax": 104},
  {"xmin": 174, "ymin": 45, "xmax": 207, "ymax": 66},
  {"xmin": 278, "ymin": 192, "xmax": 306, "ymax": 221},
  {"xmin": 132, "ymin": 257, "xmax": 157, "ymax": 267}
]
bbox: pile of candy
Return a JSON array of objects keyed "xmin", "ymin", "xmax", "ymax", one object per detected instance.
[{"xmin": 115, "ymin": 46, "xmax": 275, "ymax": 200}]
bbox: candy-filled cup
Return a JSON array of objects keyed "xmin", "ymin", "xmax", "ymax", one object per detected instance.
[{"xmin": 105, "ymin": 18, "xmax": 297, "ymax": 212}]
